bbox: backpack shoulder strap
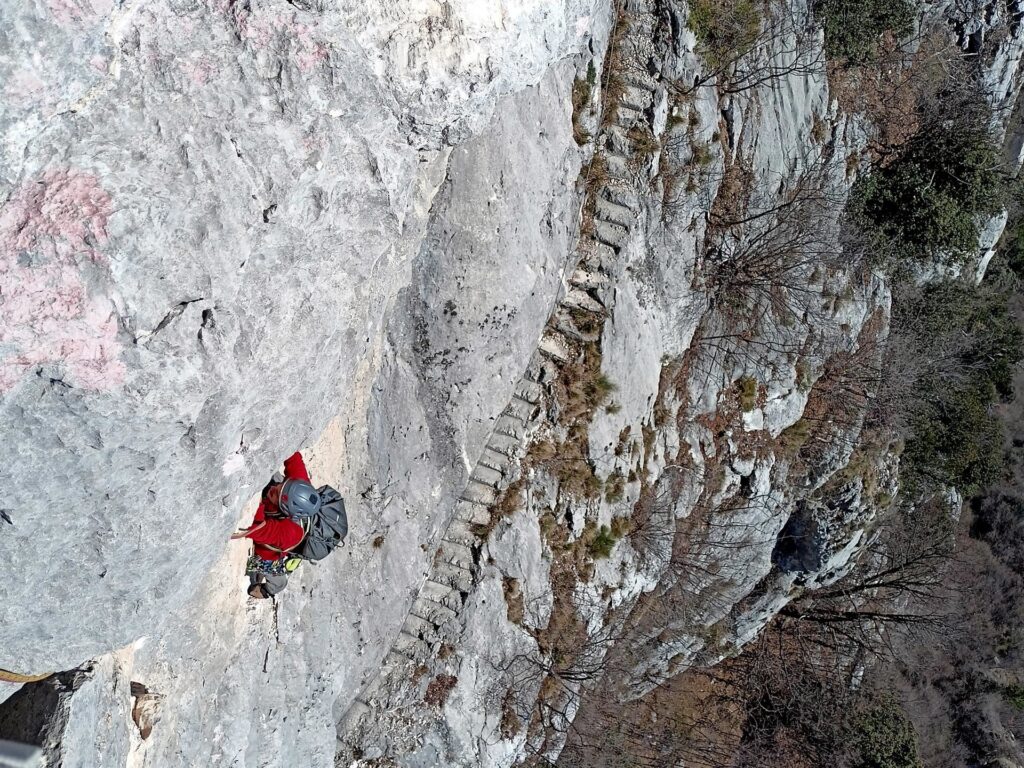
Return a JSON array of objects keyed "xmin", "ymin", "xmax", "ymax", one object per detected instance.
[{"xmin": 257, "ymin": 521, "xmax": 308, "ymax": 556}]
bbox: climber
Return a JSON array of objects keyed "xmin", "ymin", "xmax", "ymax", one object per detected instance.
[{"xmin": 231, "ymin": 451, "xmax": 321, "ymax": 600}]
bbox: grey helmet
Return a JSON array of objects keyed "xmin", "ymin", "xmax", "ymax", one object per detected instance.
[{"xmin": 280, "ymin": 479, "xmax": 322, "ymax": 519}]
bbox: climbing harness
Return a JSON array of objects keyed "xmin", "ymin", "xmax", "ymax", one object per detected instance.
[{"xmin": 246, "ymin": 554, "xmax": 289, "ymax": 577}]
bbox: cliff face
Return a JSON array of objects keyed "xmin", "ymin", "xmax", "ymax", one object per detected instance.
[
  {"xmin": 0, "ymin": 0, "xmax": 600, "ymax": 676},
  {"xmin": 2, "ymin": 1, "xmax": 1023, "ymax": 767}
]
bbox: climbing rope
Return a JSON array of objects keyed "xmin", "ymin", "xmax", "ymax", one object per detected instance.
[{"xmin": 0, "ymin": 668, "xmax": 52, "ymax": 684}]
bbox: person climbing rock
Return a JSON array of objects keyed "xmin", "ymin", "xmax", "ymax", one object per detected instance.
[
  {"xmin": 232, "ymin": 450, "xmax": 349, "ymax": 599},
  {"xmin": 232, "ymin": 451, "xmax": 321, "ymax": 599}
]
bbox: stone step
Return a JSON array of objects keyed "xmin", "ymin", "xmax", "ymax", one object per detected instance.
[
  {"xmin": 569, "ymin": 268, "xmax": 611, "ymax": 290},
  {"xmin": 523, "ymin": 359, "xmax": 546, "ymax": 383},
  {"xmin": 513, "ymin": 379, "xmax": 544, "ymax": 404},
  {"xmin": 443, "ymin": 518, "xmax": 480, "ymax": 549},
  {"xmin": 504, "ymin": 396, "xmax": 539, "ymax": 425},
  {"xmin": 604, "ymin": 152, "xmax": 629, "ymax": 177},
  {"xmin": 422, "ymin": 579, "xmax": 464, "ymax": 610},
  {"xmin": 432, "ymin": 561, "xmax": 475, "ymax": 593},
  {"xmin": 486, "ymin": 429, "xmax": 523, "ymax": 456},
  {"xmin": 539, "ymin": 330, "xmax": 571, "ymax": 362},
  {"xmin": 462, "ymin": 488, "xmax": 496, "ymax": 511},
  {"xmin": 625, "ymin": 73, "xmax": 660, "ymax": 93},
  {"xmin": 404, "ymin": 613, "xmax": 443, "ymax": 641},
  {"xmin": 482, "ymin": 442, "xmax": 514, "ymax": 464},
  {"xmin": 613, "ymin": 103, "xmax": 644, "ymax": 126},
  {"xmin": 596, "ymin": 195, "xmax": 635, "ymax": 227},
  {"xmin": 598, "ymin": 148, "xmax": 630, "ymax": 176},
  {"xmin": 413, "ymin": 595, "xmax": 460, "ymax": 626},
  {"xmin": 439, "ymin": 538, "xmax": 476, "ymax": 569},
  {"xmin": 620, "ymin": 83, "xmax": 654, "ymax": 112},
  {"xmin": 337, "ymin": 698, "xmax": 371, "ymax": 736},
  {"xmin": 563, "ymin": 287, "xmax": 605, "ymax": 314},
  {"xmin": 494, "ymin": 413, "xmax": 528, "ymax": 442},
  {"xmin": 467, "ymin": 471, "xmax": 499, "ymax": 490},
  {"xmin": 602, "ymin": 184, "xmax": 641, "ymax": 211},
  {"xmin": 604, "ymin": 124, "xmax": 631, "ymax": 156},
  {"xmin": 580, "ymin": 243, "xmax": 620, "ymax": 277},
  {"xmin": 394, "ymin": 630, "xmax": 432, "ymax": 659},
  {"xmin": 477, "ymin": 450, "xmax": 509, "ymax": 474},
  {"xmin": 454, "ymin": 497, "xmax": 488, "ymax": 523},
  {"xmin": 459, "ymin": 493, "xmax": 494, "ymax": 521},
  {"xmin": 594, "ymin": 219, "xmax": 629, "ymax": 250},
  {"xmin": 472, "ymin": 463, "xmax": 504, "ymax": 488},
  {"xmin": 385, "ymin": 649, "xmax": 416, "ymax": 668},
  {"xmin": 553, "ymin": 307, "xmax": 602, "ymax": 343},
  {"xmin": 535, "ymin": 357, "xmax": 561, "ymax": 384}
]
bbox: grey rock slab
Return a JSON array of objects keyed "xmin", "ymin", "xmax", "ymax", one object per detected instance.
[
  {"xmin": 513, "ymin": 379, "xmax": 545, "ymax": 405},
  {"xmin": 412, "ymin": 597, "xmax": 459, "ymax": 626},
  {"xmin": 594, "ymin": 219, "xmax": 630, "ymax": 249},
  {"xmin": 421, "ymin": 580, "xmax": 464, "ymax": 612},
  {"xmin": 596, "ymin": 195, "xmax": 636, "ymax": 226},
  {"xmin": 438, "ymin": 539, "xmax": 477, "ymax": 570},
  {"xmin": 620, "ymin": 84, "xmax": 655, "ymax": 111},
  {"xmin": 538, "ymin": 330, "xmax": 572, "ymax": 362},
  {"xmin": 472, "ymin": 463, "xmax": 506, "ymax": 488},
  {"xmin": 430, "ymin": 562, "xmax": 475, "ymax": 594},
  {"xmin": 563, "ymin": 287, "xmax": 605, "ymax": 313},
  {"xmin": 0, "ymin": 0, "xmax": 593, "ymax": 679},
  {"xmin": 0, "ymin": 13, "xmax": 596, "ymax": 765},
  {"xmin": 503, "ymin": 396, "xmax": 540, "ymax": 425}
]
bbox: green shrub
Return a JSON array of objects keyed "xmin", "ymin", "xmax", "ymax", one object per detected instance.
[
  {"xmin": 779, "ymin": 418, "xmax": 812, "ymax": 457},
  {"xmin": 586, "ymin": 374, "xmax": 616, "ymax": 407},
  {"xmin": 851, "ymin": 698, "xmax": 923, "ymax": 768},
  {"xmin": 738, "ymin": 376, "xmax": 758, "ymax": 411},
  {"xmin": 588, "ymin": 525, "xmax": 618, "ymax": 559},
  {"xmin": 850, "ymin": 117, "xmax": 1004, "ymax": 265},
  {"xmin": 814, "ymin": 0, "xmax": 918, "ymax": 62},
  {"xmin": 1005, "ymin": 684, "xmax": 1024, "ymax": 710},
  {"xmin": 998, "ymin": 215, "xmax": 1024, "ymax": 281},
  {"xmin": 896, "ymin": 277, "xmax": 1022, "ymax": 496},
  {"xmin": 691, "ymin": 142, "xmax": 714, "ymax": 166},
  {"xmin": 688, "ymin": 0, "xmax": 762, "ymax": 71},
  {"xmin": 571, "ymin": 61, "xmax": 598, "ymax": 146},
  {"xmin": 605, "ymin": 469, "xmax": 626, "ymax": 503},
  {"xmin": 904, "ymin": 383, "xmax": 1005, "ymax": 496},
  {"xmin": 902, "ymin": 280, "xmax": 1022, "ymax": 399}
]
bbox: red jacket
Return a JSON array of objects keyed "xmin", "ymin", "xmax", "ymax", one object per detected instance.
[{"xmin": 246, "ymin": 452, "xmax": 309, "ymax": 561}]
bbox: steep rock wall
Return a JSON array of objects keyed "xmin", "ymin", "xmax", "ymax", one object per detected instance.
[{"xmin": 0, "ymin": 0, "xmax": 600, "ymax": 678}]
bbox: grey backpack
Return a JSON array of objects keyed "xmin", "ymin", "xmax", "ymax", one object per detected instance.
[{"xmin": 295, "ymin": 485, "xmax": 347, "ymax": 561}]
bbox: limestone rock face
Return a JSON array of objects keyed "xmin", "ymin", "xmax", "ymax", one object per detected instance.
[
  {"xmin": 4, "ymin": 1, "xmax": 1024, "ymax": 767},
  {"xmin": 0, "ymin": 0, "xmax": 599, "ymax": 676}
]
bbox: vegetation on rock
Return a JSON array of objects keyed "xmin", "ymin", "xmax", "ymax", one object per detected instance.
[{"xmin": 814, "ymin": 0, "xmax": 918, "ymax": 62}]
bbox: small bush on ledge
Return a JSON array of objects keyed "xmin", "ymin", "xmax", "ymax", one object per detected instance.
[{"xmin": 814, "ymin": 0, "xmax": 918, "ymax": 63}]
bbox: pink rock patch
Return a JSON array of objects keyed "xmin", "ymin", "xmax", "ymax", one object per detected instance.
[
  {"xmin": 5, "ymin": 70, "xmax": 46, "ymax": 105},
  {"xmin": 45, "ymin": 0, "xmax": 112, "ymax": 26},
  {"xmin": 224, "ymin": 4, "xmax": 331, "ymax": 73},
  {"xmin": 180, "ymin": 55, "xmax": 217, "ymax": 86},
  {"xmin": 0, "ymin": 169, "xmax": 125, "ymax": 393}
]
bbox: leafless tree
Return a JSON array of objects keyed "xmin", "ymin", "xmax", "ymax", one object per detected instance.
[{"xmin": 665, "ymin": 0, "xmax": 826, "ymax": 99}]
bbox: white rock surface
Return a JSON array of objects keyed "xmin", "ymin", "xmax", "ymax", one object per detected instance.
[{"xmin": 3, "ymin": 0, "xmax": 1024, "ymax": 765}]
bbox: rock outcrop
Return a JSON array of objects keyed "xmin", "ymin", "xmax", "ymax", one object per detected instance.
[
  {"xmin": 3, "ymin": 0, "xmax": 1024, "ymax": 766},
  {"xmin": 0, "ymin": 0, "xmax": 601, "ymax": 676}
]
